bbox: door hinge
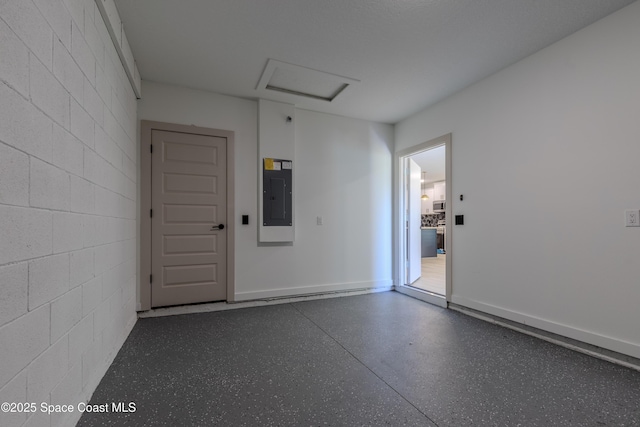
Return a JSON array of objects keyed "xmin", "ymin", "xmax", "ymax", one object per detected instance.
[
  {"xmin": 150, "ymin": 209, "xmax": 153, "ymax": 218},
  {"xmin": 150, "ymin": 274, "xmax": 152, "ymax": 283},
  {"xmin": 150, "ymin": 144, "xmax": 153, "ymax": 153}
]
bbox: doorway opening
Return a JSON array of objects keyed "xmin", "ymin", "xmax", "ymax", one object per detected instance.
[{"xmin": 395, "ymin": 134, "xmax": 451, "ymax": 307}]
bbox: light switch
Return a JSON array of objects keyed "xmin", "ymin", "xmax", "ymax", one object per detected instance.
[{"xmin": 625, "ymin": 210, "xmax": 640, "ymax": 227}]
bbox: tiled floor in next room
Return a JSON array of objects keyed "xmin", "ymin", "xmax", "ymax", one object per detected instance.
[{"xmin": 78, "ymin": 292, "xmax": 640, "ymax": 426}]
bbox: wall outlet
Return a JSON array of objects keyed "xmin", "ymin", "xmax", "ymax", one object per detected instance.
[
  {"xmin": 625, "ymin": 210, "xmax": 640, "ymax": 227},
  {"xmin": 317, "ymin": 216, "xmax": 323, "ymax": 226}
]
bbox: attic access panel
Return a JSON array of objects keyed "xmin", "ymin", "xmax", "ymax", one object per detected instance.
[
  {"xmin": 263, "ymin": 158, "xmax": 292, "ymax": 226},
  {"xmin": 256, "ymin": 59, "xmax": 359, "ymax": 102}
]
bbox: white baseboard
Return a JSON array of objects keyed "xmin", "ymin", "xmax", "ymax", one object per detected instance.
[
  {"xmin": 139, "ymin": 283, "xmax": 393, "ymax": 318},
  {"xmin": 451, "ymin": 296, "xmax": 640, "ymax": 360},
  {"xmin": 233, "ymin": 280, "xmax": 393, "ymax": 302}
]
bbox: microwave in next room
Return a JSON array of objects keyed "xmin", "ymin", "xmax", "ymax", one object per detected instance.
[{"xmin": 433, "ymin": 200, "xmax": 445, "ymax": 212}]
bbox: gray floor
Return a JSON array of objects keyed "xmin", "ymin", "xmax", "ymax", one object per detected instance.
[{"xmin": 77, "ymin": 292, "xmax": 640, "ymax": 426}]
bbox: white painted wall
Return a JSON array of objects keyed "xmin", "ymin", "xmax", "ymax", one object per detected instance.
[
  {"xmin": 258, "ymin": 99, "xmax": 295, "ymax": 242},
  {"xmin": 138, "ymin": 82, "xmax": 394, "ymax": 301},
  {"xmin": 0, "ymin": 0, "xmax": 138, "ymax": 426},
  {"xmin": 395, "ymin": 1, "xmax": 640, "ymax": 358}
]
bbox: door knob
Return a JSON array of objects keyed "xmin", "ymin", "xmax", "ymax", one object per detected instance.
[{"xmin": 210, "ymin": 224, "xmax": 225, "ymax": 230}]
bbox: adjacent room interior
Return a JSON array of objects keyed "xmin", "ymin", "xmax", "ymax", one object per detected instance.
[{"xmin": 405, "ymin": 144, "xmax": 447, "ymax": 296}]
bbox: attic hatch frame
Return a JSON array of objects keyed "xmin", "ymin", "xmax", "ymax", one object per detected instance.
[{"xmin": 256, "ymin": 59, "xmax": 359, "ymax": 103}]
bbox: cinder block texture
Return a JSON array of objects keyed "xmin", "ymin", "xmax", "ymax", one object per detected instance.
[
  {"xmin": 51, "ymin": 287, "xmax": 82, "ymax": 341},
  {"xmin": 0, "ymin": 18, "xmax": 29, "ymax": 98},
  {"xmin": 0, "ymin": 205, "xmax": 52, "ymax": 264},
  {"xmin": 0, "ymin": 263, "xmax": 28, "ymax": 327},
  {"xmin": 84, "ymin": 78, "xmax": 104, "ymax": 125},
  {"xmin": 82, "ymin": 215, "xmax": 97, "ymax": 248},
  {"xmin": 24, "ymin": 408, "xmax": 51, "ymax": 427},
  {"xmin": 70, "ymin": 248, "xmax": 94, "ymax": 288},
  {"xmin": 52, "ymin": 124, "xmax": 84, "ymax": 176},
  {"xmin": 95, "ymin": 63, "xmax": 111, "ymax": 107},
  {"xmin": 53, "ymin": 37, "xmax": 83, "ymax": 102},
  {"xmin": 0, "ymin": 142, "xmax": 29, "ymax": 206},
  {"xmin": 0, "ymin": 0, "xmax": 138, "ymax": 419},
  {"xmin": 63, "ymin": 0, "xmax": 86, "ymax": 33},
  {"xmin": 50, "ymin": 362, "xmax": 82, "ymax": 427},
  {"xmin": 0, "ymin": 82, "xmax": 52, "ymax": 162},
  {"xmin": 26, "ymin": 335, "xmax": 68, "ymax": 403},
  {"xmin": 71, "ymin": 21, "xmax": 96, "ymax": 86},
  {"xmin": 28, "ymin": 253, "xmax": 70, "ymax": 310},
  {"xmin": 0, "ymin": 371, "xmax": 28, "ymax": 427},
  {"xmin": 0, "ymin": 305, "xmax": 50, "ymax": 388},
  {"xmin": 70, "ymin": 98, "xmax": 95, "ymax": 148},
  {"xmin": 84, "ymin": 13, "xmax": 105, "ymax": 70},
  {"xmin": 53, "ymin": 212, "xmax": 85, "ymax": 253},
  {"xmin": 29, "ymin": 157, "xmax": 70, "ymax": 211},
  {"xmin": 33, "ymin": 0, "xmax": 73, "ymax": 50},
  {"xmin": 82, "ymin": 276, "xmax": 102, "ymax": 316},
  {"xmin": 70, "ymin": 175, "xmax": 95, "ymax": 214},
  {"xmin": 82, "ymin": 331, "xmax": 104, "ymax": 389},
  {"xmin": 0, "ymin": 0, "xmax": 53, "ymax": 69},
  {"xmin": 68, "ymin": 314, "xmax": 93, "ymax": 369},
  {"xmin": 95, "ymin": 122, "xmax": 122, "ymax": 167},
  {"xmin": 30, "ymin": 54, "xmax": 70, "ymax": 128}
]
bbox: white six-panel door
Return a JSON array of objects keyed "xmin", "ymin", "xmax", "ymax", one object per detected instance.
[{"xmin": 151, "ymin": 130, "xmax": 227, "ymax": 307}]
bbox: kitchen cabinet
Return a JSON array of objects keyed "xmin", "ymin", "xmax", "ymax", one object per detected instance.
[
  {"xmin": 421, "ymin": 228, "xmax": 437, "ymax": 258},
  {"xmin": 433, "ymin": 181, "xmax": 446, "ymax": 200}
]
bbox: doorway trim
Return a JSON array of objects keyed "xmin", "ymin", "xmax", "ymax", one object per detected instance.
[
  {"xmin": 394, "ymin": 133, "xmax": 452, "ymax": 307},
  {"xmin": 139, "ymin": 120, "xmax": 236, "ymax": 311}
]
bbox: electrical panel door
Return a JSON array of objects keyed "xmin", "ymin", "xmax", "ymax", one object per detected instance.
[{"xmin": 263, "ymin": 158, "xmax": 292, "ymax": 226}]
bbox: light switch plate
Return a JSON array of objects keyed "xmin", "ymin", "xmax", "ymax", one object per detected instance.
[{"xmin": 625, "ymin": 210, "xmax": 640, "ymax": 227}]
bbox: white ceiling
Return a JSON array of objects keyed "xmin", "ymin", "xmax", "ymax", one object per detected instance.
[{"xmin": 114, "ymin": 0, "xmax": 636, "ymax": 124}]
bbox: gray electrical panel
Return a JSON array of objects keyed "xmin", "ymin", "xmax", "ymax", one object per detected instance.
[{"xmin": 263, "ymin": 158, "xmax": 292, "ymax": 226}]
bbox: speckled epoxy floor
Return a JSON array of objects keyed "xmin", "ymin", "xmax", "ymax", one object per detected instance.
[{"xmin": 77, "ymin": 292, "xmax": 640, "ymax": 426}]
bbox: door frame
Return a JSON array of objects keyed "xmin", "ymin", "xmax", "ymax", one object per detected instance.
[
  {"xmin": 139, "ymin": 120, "xmax": 236, "ymax": 311},
  {"xmin": 394, "ymin": 133, "xmax": 452, "ymax": 307}
]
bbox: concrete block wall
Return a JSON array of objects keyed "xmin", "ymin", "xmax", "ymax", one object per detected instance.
[{"xmin": 0, "ymin": 0, "xmax": 138, "ymax": 426}]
